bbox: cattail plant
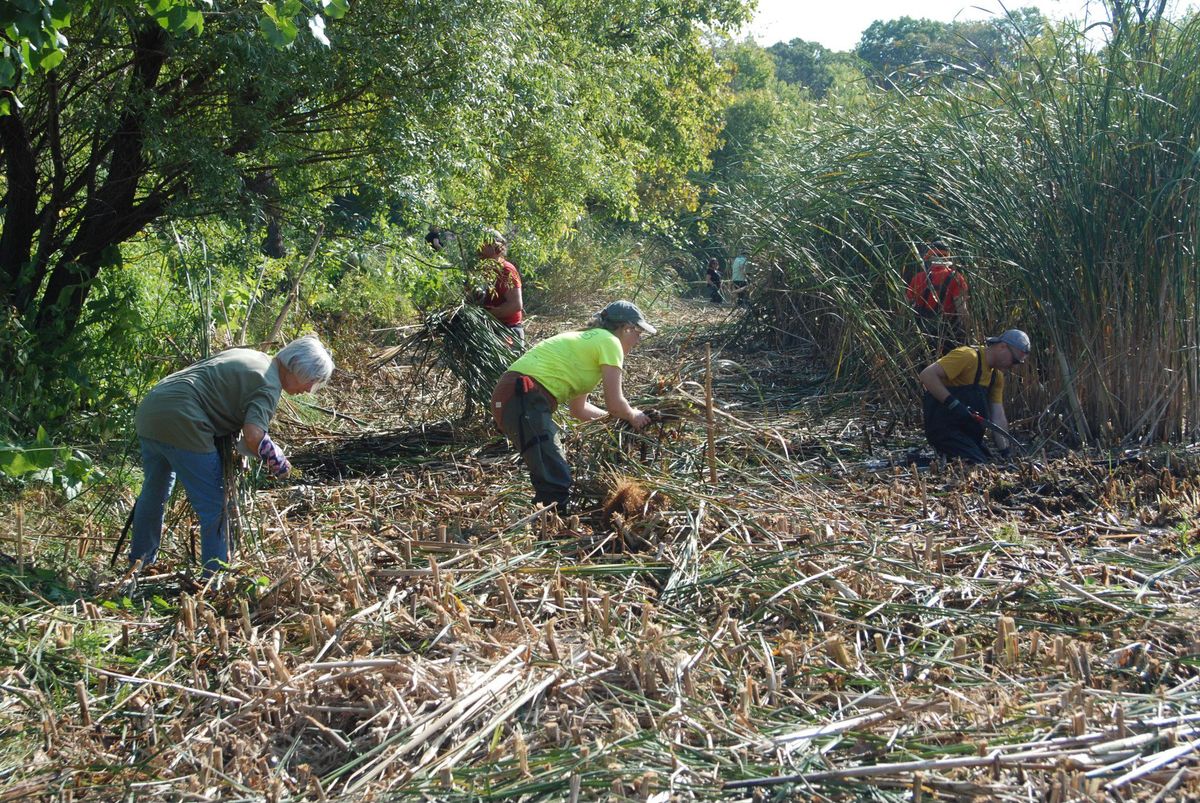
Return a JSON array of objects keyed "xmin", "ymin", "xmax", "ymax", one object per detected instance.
[{"xmin": 718, "ymin": 5, "xmax": 1200, "ymax": 446}]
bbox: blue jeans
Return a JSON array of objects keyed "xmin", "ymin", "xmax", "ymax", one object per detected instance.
[{"xmin": 131, "ymin": 437, "xmax": 228, "ymax": 573}]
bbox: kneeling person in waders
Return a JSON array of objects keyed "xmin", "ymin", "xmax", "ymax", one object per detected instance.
[
  {"xmin": 131, "ymin": 335, "xmax": 335, "ymax": 574},
  {"xmin": 490, "ymin": 301, "xmax": 654, "ymax": 513},
  {"xmin": 918, "ymin": 329, "xmax": 1030, "ymax": 464}
]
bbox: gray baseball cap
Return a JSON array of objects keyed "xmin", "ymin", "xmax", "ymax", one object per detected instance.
[
  {"xmin": 986, "ymin": 329, "xmax": 1031, "ymax": 356},
  {"xmin": 600, "ymin": 300, "xmax": 657, "ymax": 334}
]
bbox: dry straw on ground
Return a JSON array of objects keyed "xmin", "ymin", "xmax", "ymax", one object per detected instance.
[{"xmin": 1, "ymin": 302, "xmax": 1197, "ymax": 801}]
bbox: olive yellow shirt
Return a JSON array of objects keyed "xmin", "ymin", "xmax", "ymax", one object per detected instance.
[{"xmin": 937, "ymin": 346, "xmax": 1004, "ymax": 404}]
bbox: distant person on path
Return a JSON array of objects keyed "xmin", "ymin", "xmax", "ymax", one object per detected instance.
[
  {"xmin": 131, "ymin": 335, "xmax": 335, "ymax": 574},
  {"xmin": 706, "ymin": 257, "xmax": 724, "ymax": 304},
  {"xmin": 918, "ymin": 329, "xmax": 1029, "ymax": 463},
  {"xmin": 730, "ymin": 253, "xmax": 749, "ymax": 306},
  {"xmin": 906, "ymin": 240, "xmax": 971, "ymax": 356},
  {"xmin": 490, "ymin": 301, "xmax": 654, "ymax": 513},
  {"xmin": 468, "ymin": 229, "xmax": 525, "ymax": 347}
]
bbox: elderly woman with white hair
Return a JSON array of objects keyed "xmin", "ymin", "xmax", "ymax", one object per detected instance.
[{"xmin": 130, "ymin": 334, "xmax": 334, "ymax": 573}]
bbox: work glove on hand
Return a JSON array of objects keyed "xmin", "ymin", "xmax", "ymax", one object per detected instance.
[
  {"xmin": 944, "ymin": 397, "xmax": 983, "ymax": 424},
  {"xmin": 257, "ymin": 434, "xmax": 291, "ymax": 478},
  {"xmin": 234, "ymin": 436, "xmax": 256, "ymax": 459}
]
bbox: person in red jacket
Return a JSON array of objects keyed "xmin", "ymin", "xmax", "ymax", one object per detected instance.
[
  {"xmin": 906, "ymin": 240, "xmax": 971, "ymax": 356},
  {"xmin": 469, "ymin": 229, "xmax": 525, "ymax": 347}
]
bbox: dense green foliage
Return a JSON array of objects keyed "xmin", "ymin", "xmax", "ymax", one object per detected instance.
[
  {"xmin": 0, "ymin": 0, "xmax": 746, "ymax": 448},
  {"xmin": 4, "ymin": 0, "xmax": 1199, "ymax": 480},
  {"xmin": 856, "ymin": 8, "xmax": 1046, "ymax": 82}
]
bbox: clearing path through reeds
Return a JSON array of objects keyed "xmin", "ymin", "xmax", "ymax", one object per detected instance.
[{"xmin": 1, "ymin": 300, "xmax": 1198, "ymax": 801}]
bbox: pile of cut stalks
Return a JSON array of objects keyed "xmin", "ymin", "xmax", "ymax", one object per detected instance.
[{"xmin": 2, "ymin": 304, "xmax": 1198, "ymax": 802}]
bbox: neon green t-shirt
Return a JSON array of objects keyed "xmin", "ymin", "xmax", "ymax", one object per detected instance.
[
  {"xmin": 509, "ymin": 328, "xmax": 624, "ymax": 403},
  {"xmin": 937, "ymin": 346, "xmax": 1005, "ymax": 404}
]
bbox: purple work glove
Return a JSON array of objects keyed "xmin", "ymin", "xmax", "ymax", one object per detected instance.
[{"xmin": 257, "ymin": 434, "xmax": 291, "ymax": 478}]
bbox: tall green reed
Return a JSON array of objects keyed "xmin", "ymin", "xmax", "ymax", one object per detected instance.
[{"xmin": 722, "ymin": 4, "xmax": 1200, "ymax": 445}]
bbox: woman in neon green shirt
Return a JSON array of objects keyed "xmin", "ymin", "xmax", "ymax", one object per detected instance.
[{"xmin": 490, "ymin": 300, "xmax": 655, "ymax": 513}]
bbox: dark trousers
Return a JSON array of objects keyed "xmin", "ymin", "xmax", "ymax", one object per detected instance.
[
  {"xmin": 923, "ymin": 387, "xmax": 992, "ymax": 464},
  {"xmin": 493, "ymin": 374, "xmax": 571, "ymax": 512},
  {"xmin": 926, "ymin": 425, "xmax": 991, "ymax": 464},
  {"xmin": 733, "ymin": 280, "xmax": 749, "ymax": 306}
]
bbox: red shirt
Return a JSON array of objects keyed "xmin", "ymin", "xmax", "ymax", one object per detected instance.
[
  {"xmin": 483, "ymin": 258, "xmax": 523, "ymax": 326},
  {"xmin": 906, "ymin": 264, "xmax": 966, "ymax": 315}
]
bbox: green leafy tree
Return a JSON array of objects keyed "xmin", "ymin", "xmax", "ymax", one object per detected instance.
[
  {"xmin": 856, "ymin": 8, "xmax": 1046, "ymax": 84},
  {"xmin": 766, "ymin": 37, "xmax": 844, "ymax": 99},
  {"xmin": 0, "ymin": 0, "xmax": 746, "ymax": 433}
]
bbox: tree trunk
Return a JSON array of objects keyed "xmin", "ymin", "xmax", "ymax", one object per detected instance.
[
  {"xmin": 0, "ymin": 106, "xmax": 40, "ymax": 307},
  {"xmin": 33, "ymin": 23, "xmax": 169, "ymax": 338}
]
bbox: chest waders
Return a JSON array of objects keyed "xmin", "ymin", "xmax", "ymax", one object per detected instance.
[{"xmin": 922, "ymin": 348, "xmax": 997, "ymax": 464}]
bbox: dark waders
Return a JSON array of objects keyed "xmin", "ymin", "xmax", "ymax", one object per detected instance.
[
  {"xmin": 922, "ymin": 348, "xmax": 996, "ymax": 464},
  {"xmin": 492, "ymin": 372, "xmax": 571, "ymax": 512}
]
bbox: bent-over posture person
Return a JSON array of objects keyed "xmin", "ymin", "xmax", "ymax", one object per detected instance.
[
  {"xmin": 131, "ymin": 335, "xmax": 335, "ymax": 573},
  {"xmin": 491, "ymin": 300, "xmax": 654, "ymax": 512},
  {"xmin": 918, "ymin": 329, "xmax": 1029, "ymax": 464}
]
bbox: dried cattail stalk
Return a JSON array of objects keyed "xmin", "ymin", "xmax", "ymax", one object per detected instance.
[
  {"xmin": 514, "ymin": 726, "xmax": 530, "ymax": 777},
  {"xmin": 428, "ymin": 554, "xmax": 443, "ymax": 597},
  {"xmin": 75, "ymin": 681, "xmax": 91, "ymax": 727},
  {"xmin": 497, "ymin": 573, "xmax": 520, "ymax": 624},
  {"xmin": 239, "ymin": 599, "xmax": 253, "ymax": 640},
  {"xmin": 825, "ymin": 636, "xmax": 853, "ymax": 670},
  {"xmin": 264, "ymin": 644, "xmax": 291, "ymax": 682},
  {"xmin": 544, "ymin": 618, "xmax": 560, "ymax": 661},
  {"xmin": 180, "ymin": 594, "xmax": 196, "ymax": 635},
  {"xmin": 601, "ymin": 593, "xmax": 612, "ymax": 635}
]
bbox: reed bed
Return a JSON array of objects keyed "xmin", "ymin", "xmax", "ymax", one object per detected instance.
[
  {"xmin": 724, "ymin": 6, "xmax": 1200, "ymax": 447},
  {"xmin": 1, "ymin": 301, "xmax": 1198, "ymax": 801}
]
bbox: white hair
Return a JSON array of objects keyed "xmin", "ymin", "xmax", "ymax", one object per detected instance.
[{"xmin": 276, "ymin": 334, "xmax": 334, "ymax": 390}]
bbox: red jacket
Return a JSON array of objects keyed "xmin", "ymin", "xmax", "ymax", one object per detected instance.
[{"xmin": 906, "ymin": 264, "xmax": 965, "ymax": 316}]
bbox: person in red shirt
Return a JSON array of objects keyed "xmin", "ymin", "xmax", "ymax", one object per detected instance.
[
  {"xmin": 469, "ymin": 229, "xmax": 525, "ymax": 347},
  {"xmin": 905, "ymin": 240, "xmax": 971, "ymax": 356}
]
